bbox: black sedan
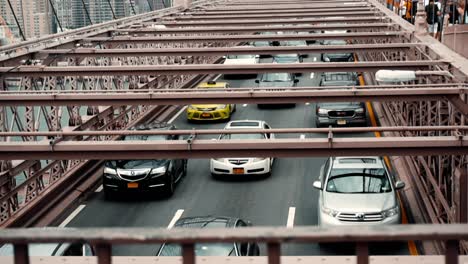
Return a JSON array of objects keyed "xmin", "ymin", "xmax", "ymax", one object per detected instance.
[
  {"xmin": 102, "ymin": 122, "xmax": 187, "ymax": 199},
  {"xmin": 255, "ymin": 72, "xmax": 298, "ymax": 108},
  {"xmin": 156, "ymin": 216, "xmax": 260, "ymax": 256}
]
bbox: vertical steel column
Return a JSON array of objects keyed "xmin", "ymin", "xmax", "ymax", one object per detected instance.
[
  {"xmin": 267, "ymin": 242, "xmax": 281, "ymax": 264},
  {"xmin": 182, "ymin": 243, "xmax": 195, "ymax": 264},
  {"xmin": 455, "ymin": 168, "xmax": 467, "ymax": 223},
  {"xmin": 445, "ymin": 240, "xmax": 459, "ymax": 264},
  {"xmin": 14, "ymin": 244, "xmax": 29, "ymax": 264},
  {"xmin": 96, "ymin": 244, "xmax": 112, "ymax": 264},
  {"xmin": 356, "ymin": 242, "xmax": 369, "ymax": 264}
]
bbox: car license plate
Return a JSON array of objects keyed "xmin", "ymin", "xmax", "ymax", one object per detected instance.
[
  {"xmin": 233, "ymin": 168, "xmax": 244, "ymax": 174},
  {"xmin": 127, "ymin": 182, "xmax": 139, "ymax": 188},
  {"xmin": 201, "ymin": 113, "xmax": 211, "ymax": 117},
  {"xmin": 337, "ymin": 120, "xmax": 347, "ymax": 125}
]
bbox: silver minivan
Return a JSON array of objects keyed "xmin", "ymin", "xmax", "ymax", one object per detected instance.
[{"xmin": 313, "ymin": 157, "xmax": 405, "ymax": 226}]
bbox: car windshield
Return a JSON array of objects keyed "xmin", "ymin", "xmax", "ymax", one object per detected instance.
[
  {"xmin": 326, "ymin": 168, "xmax": 391, "ymax": 193},
  {"xmin": 158, "ymin": 243, "xmax": 235, "ymax": 256},
  {"xmin": 261, "ymin": 73, "xmax": 292, "ymax": 82},
  {"xmin": 254, "ymin": 41, "xmax": 270, "ymax": 46},
  {"xmin": 323, "ymin": 40, "xmax": 347, "ymax": 45},
  {"xmin": 220, "ymin": 133, "xmax": 266, "ymax": 140},
  {"xmin": 283, "ymin": 40, "xmax": 306, "ymax": 46},
  {"xmin": 226, "ymin": 54, "xmax": 255, "ymax": 59}
]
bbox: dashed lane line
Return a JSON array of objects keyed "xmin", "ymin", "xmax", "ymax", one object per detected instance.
[
  {"xmin": 95, "ymin": 185, "xmax": 103, "ymax": 192},
  {"xmin": 59, "ymin": 204, "xmax": 86, "ymax": 227},
  {"xmin": 286, "ymin": 207, "xmax": 296, "ymax": 228},
  {"xmin": 167, "ymin": 209, "xmax": 184, "ymax": 229}
]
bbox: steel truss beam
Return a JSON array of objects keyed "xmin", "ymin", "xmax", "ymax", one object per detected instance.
[
  {"xmin": 0, "ymin": 61, "xmax": 445, "ymax": 77},
  {"xmin": 0, "ymin": 136, "xmax": 466, "ymax": 160},
  {"xmin": 38, "ymin": 44, "xmax": 417, "ymax": 58},
  {"xmin": 161, "ymin": 17, "xmax": 387, "ymax": 26},
  {"xmin": 82, "ymin": 32, "xmax": 405, "ymax": 44},
  {"xmin": 118, "ymin": 24, "xmax": 392, "ymax": 34},
  {"xmin": 0, "ymin": 86, "xmax": 465, "ymax": 106},
  {"xmin": 183, "ymin": 6, "xmax": 371, "ymax": 15}
]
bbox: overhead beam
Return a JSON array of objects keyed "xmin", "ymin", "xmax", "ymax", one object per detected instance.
[
  {"xmin": 183, "ymin": 6, "xmax": 372, "ymax": 15},
  {"xmin": 118, "ymin": 23, "xmax": 393, "ymax": 34},
  {"xmin": 0, "ymin": 61, "xmax": 446, "ymax": 77},
  {"xmin": 38, "ymin": 44, "xmax": 417, "ymax": 58},
  {"xmin": 0, "ymin": 87, "xmax": 463, "ymax": 106},
  {"xmin": 0, "ymin": 136, "xmax": 466, "ymax": 160},
  {"xmin": 161, "ymin": 17, "xmax": 387, "ymax": 26}
]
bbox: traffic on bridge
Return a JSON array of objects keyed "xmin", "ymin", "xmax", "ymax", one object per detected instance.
[{"xmin": 0, "ymin": 0, "xmax": 467, "ymax": 264}]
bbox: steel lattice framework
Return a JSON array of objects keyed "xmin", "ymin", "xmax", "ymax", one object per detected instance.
[{"xmin": 0, "ymin": 0, "xmax": 467, "ymax": 255}]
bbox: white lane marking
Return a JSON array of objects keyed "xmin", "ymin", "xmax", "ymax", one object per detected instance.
[
  {"xmin": 300, "ymin": 134, "xmax": 305, "ymax": 139},
  {"xmin": 313, "ymin": 57, "xmax": 317, "ymax": 62},
  {"xmin": 59, "ymin": 204, "xmax": 86, "ymax": 227},
  {"xmin": 310, "ymin": 72, "xmax": 315, "ymax": 79},
  {"xmin": 167, "ymin": 209, "xmax": 184, "ymax": 229},
  {"xmin": 286, "ymin": 207, "xmax": 296, "ymax": 228},
  {"xmin": 243, "ymin": 104, "xmax": 248, "ymax": 107},
  {"xmin": 95, "ymin": 185, "xmax": 103, "ymax": 192},
  {"xmin": 168, "ymin": 106, "xmax": 187, "ymax": 124},
  {"xmin": 213, "ymin": 74, "xmax": 222, "ymax": 81}
]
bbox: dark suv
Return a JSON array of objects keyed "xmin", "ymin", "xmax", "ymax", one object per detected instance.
[
  {"xmin": 315, "ymin": 72, "xmax": 367, "ymax": 127},
  {"xmin": 156, "ymin": 216, "xmax": 260, "ymax": 256},
  {"xmin": 103, "ymin": 122, "xmax": 187, "ymax": 199}
]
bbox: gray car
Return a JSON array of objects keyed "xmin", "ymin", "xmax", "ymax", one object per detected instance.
[
  {"xmin": 313, "ymin": 156, "xmax": 405, "ymax": 227},
  {"xmin": 255, "ymin": 72, "xmax": 298, "ymax": 108},
  {"xmin": 315, "ymin": 72, "xmax": 367, "ymax": 127},
  {"xmin": 321, "ymin": 40, "xmax": 354, "ymax": 62}
]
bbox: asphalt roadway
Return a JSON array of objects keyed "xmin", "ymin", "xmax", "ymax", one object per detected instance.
[{"xmin": 65, "ymin": 52, "xmax": 411, "ymax": 257}]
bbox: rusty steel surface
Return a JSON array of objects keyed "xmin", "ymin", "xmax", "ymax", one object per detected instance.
[
  {"xmin": 0, "ymin": 61, "xmax": 447, "ymax": 77},
  {"xmin": 0, "ymin": 136, "xmax": 466, "ymax": 160},
  {"xmin": 0, "ymin": 86, "xmax": 465, "ymax": 106}
]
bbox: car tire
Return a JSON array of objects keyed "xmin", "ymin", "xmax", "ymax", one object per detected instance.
[
  {"xmin": 103, "ymin": 189, "xmax": 114, "ymax": 200},
  {"xmin": 164, "ymin": 174, "xmax": 175, "ymax": 197},
  {"xmin": 232, "ymin": 104, "xmax": 237, "ymax": 113}
]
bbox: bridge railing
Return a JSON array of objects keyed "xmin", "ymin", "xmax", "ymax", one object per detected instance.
[{"xmin": 0, "ymin": 224, "xmax": 467, "ymax": 264}]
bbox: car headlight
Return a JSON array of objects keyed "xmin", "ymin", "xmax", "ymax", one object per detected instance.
[
  {"xmin": 323, "ymin": 56, "xmax": 330, "ymax": 62},
  {"xmin": 321, "ymin": 205, "xmax": 339, "ymax": 217},
  {"xmin": 355, "ymin": 108, "xmax": 365, "ymax": 114},
  {"xmin": 317, "ymin": 108, "xmax": 329, "ymax": 115},
  {"xmin": 382, "ymin": 206, "xmax": 399, "ymax": 218},
  {"xmin": 216, "ymin": 104, "xmax": 227, "ymax": 110},
  {"xmin": 253, "ymin": 157, "xmax": 267, "ymax": 162},
  {"xmin": 104, "ymin": 167, "xmax": 117, "ymax": 179},
  {"xmin": 150, "ymin": 166, "xmax": 167, "ymax": 178},
  {"xmin": 187, "ymin": 105, "xmax": 196, "ymax": 110}
]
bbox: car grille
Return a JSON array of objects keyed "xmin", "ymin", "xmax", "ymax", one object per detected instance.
[
  {"xmin": 117, "ymin": 170, "xmax": 149, "ymax": 181},
  {"xmin": 229, "ymin": 159, "xmax": 249, "ymax": 165},
  {"xmin": 197, "ymin": 107, "xmax": 217, "ymax": 111},
  {"xmin": 337, "ymin": 212, "xmax": 383, "ymax": 222},
  {"xmin": 328, "ymin": 110, "xmax": 355, "ymax": 118}
]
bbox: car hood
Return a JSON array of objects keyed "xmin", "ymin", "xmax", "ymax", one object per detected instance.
[
  {"xmin": 224, "ymin": 58, "xmax": 256, "ymax": 65},
  {"xmin": 259, "ymin": 81, "xmax": 294, "ymax": 88},
  {"xmin": 318, "ymin": 102, "xmax": 364, "ymax": 110},
  {"xmin": 190, "ymin": 104, "xmax": 224, "ymax": 109},
  {"xmin": 323, "ymin": 192, "xmax": 396, "ymax": 213},
  {"xmin": 106, "ymin": 160, "xmax": 168, "ymax": 170}
]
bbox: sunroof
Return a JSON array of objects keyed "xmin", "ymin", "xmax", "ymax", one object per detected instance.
[
  {"xmin": 338, "ymin": 158, "xmax": 377, "ymax": 164},
  {"xmin": 229, "ymin": 121, "xmax": 259, "ymax": 127}
]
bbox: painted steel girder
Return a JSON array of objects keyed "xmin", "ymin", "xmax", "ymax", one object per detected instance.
[
  {"xmin": 0, "ymin": 61, "xmax": 447, "ymax": 77},
  {"xmin": 0, "ymin": 136, "xmax": 466, "ymax": 160}
]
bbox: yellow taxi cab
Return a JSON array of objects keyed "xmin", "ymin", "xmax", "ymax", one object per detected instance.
[{"xmin": 186, "ymin": 81, "xmax": 236, "ymax": 122}]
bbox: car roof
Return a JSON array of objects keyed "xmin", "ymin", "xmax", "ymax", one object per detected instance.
[
  {"xmin": 174, "ymin": 216, "xmax": 239, "ymax": 228},
  {"xmin": 224, "ymin": 120, "xmax": 263, "ymax": 129},
  {"xmin": 198, "ymin": 81, "xmax": 229, "ymax": 88},
  {"xmin": 331, "ymin": 157, "xmax": 385, "ymax": 169}
]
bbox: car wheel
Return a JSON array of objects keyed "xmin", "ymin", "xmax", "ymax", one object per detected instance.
[
  {"xmin": 103, "ymin": 189, "xmax": 113, "ymax": 200},
  {"xmin": 164, "ymin": 174, "xmax": 175, "ymax": 197}
]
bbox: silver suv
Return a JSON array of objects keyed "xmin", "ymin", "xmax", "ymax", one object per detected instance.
[{"xmin": 313, "ymin": 157, "xmax": 405, "ymax": 226}]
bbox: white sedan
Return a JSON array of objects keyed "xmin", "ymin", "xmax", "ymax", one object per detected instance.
[{"xmin": 210, "ymin": 120, "xmax": 275, "ymax": 178}]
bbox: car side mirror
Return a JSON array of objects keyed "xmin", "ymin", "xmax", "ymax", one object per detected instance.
[
  {"xmin": 255, "ymin": 55, "xmax": 260, "ymax": 58},
  {"xmin": 313, "ymin": 181, "xmax": 322, "ymax": 190},
  {"xmin": 395, "ymin": 181, "xmax": 405, "ymax": 190},
  {"xmin": 222, "ymin": 56, "xmax": 226, "ymax": 59},
  {"xmin": 255, "ymin": 80, "xmax": 260, "ymax": 83},
  {"xmin": 246, "ymin": 220, "xmax": 252, "ymax": 226},
  {"xmin": 294, "ymin": 79, "xmax": 299, "ymax": 83}
]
